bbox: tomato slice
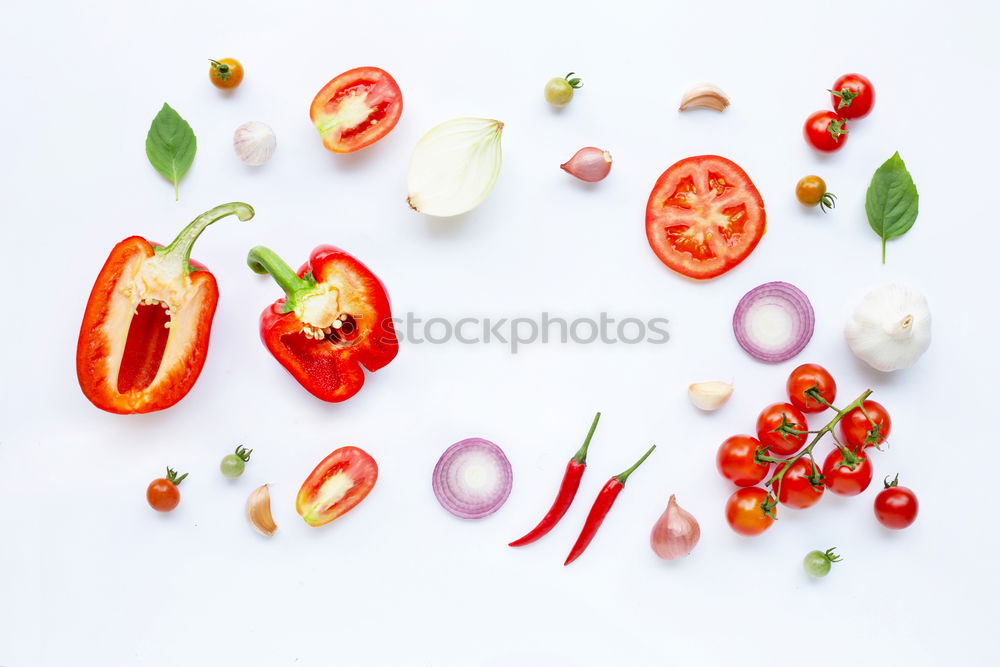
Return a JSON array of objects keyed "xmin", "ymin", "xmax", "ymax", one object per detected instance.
[
  {"xmin": 296, "ymin": 446, "xmax": 378, "ymax": 527},
  {"xmin": 645, "ymin": 155, "xmax": 766, "ymax": 280},
  {"xmin": 310, "ymin": 67, "xmax": 403, "ymax": 154}
]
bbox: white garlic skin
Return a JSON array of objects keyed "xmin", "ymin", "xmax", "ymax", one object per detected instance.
[
  {"xmin": 233, "ymin": 121, "xmax": 276, "ymax": 166},
  {"xmin": 845, "ymin": 284, "xmax": 931, "ymax": 372},
  {"xmin": 688, "ymin": 381, "xmax": 733, "ymax": 411}
]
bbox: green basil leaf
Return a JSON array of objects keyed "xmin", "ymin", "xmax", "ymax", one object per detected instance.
[
  {"xmin": 865, "ymin": 151, "xmax": 918, "ymax": 264},
  {"xmin": 145, "ymin": 103, "xmax": 197, "ymax": 201}
]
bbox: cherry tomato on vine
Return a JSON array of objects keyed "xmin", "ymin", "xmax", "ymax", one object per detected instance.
[
  {"xmin": 717, "ymin": 435, "xmax": 770, "ymax": 487},
  {"xmin": 209, "ymin": 58, "xmax": 244, "ymax": 89},
  {"xmin": 786, "ymin": 363, "xmax": 837, "ymax": 413},
  {"xmin": 822, "ymin": 448, "xmax": 873, "ymax": 496},
  {"xmin": 147, "ymin": 467, "xmax": 187, "ymax": 512},
  {"xmin": 803, "ymin": 110, "xmax": 848, "ymax": 152},
  {"xmin": 773, "ymin": 458, "xmax": 824, "ymax": 509},
  {"xmin": 840, "ymin": 400, "xmax": 891, "ymax": 449},
  {"xmin": 829, "ymin": 73, "xmax": 875, "ymax": 120},
  {"xmin": 874, "ymin": 475, "xmax": 918, "ymax": 529},
  {"xmin": 795, "ymin": 176, "xmax": 837, "ymax": 212},
  {"xmin": 725, "ymin": 487, "xmax": 776, "ymax": 536},
  {"xmin": 756, "ymin": 402, "xmax": 808, "ymax": 456}
]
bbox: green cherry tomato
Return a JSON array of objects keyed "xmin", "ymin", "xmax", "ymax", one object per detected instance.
[
  {"xmin": 544, "ymin": 72, "xmax": 583, "ymax": 107},
  {"xmin": 803, "ymin": 548, "xmax": 842, "ymax": 577},
  {"xmin": 220, "ymin": 445, "xmax": 253, "ymax": 479}
]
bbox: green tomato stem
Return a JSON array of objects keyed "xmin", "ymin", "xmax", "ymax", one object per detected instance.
[{"xmin": 766, "ymin": 389, "xmax": 873, "ymax": 488}]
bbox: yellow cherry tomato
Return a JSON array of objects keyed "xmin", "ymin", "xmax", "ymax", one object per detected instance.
[
  {"xmin": 795, "ymin": 175, "xmax": 836, "ymax": 212},
  {"xmin": 209, "ymin": 58, "xmax": 244, "ymax": 89}
]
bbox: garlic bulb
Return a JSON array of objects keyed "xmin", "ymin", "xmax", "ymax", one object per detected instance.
[
  {"xmin": 233, "ymin": 121, "xmax": 276, "ymax": 166},
  {"xmin": 688, "ymin": 381, "xmax": 733, "ymax": 411},
  {"xmin": 650, "ymin": 495, "xmax": 700, "ymax": 560},
  {"xmin": 406, "ymin": 118, "xmax": 503, "ymax": 217},
  {"xmin": 845, "ymin": 284, "xmax": 931, "ymax": 372}
]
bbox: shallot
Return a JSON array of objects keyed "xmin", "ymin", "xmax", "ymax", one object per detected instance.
[
  {"xmin": 650, "ymin": 495, "xmax": 700, "ymax": 560},
  {"xmin": 560, "ymin": 147, "xmax": 612, "ymax": 182}
]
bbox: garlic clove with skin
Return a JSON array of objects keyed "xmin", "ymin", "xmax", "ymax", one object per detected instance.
[
  {"xmin": 679, "ymin": 83, "xmax": 730, "ymax": 112},
  {"xmin": 233, "ymin": 121, "xmax": 276, "ymax": 167},
  {"xmin": 650, "ymin": 495, "xmax": 700, "ymax": 560},
  {"xmin": 845, "ymin": 284, "xmax": 931, "ymax": 372},
  {"xmin": 688, "ymin": 381, "xmax": 733, "ymax": 411},
  {"xmin": 247, "ymin": 484, "xmax": 278, "ymax": 537}
]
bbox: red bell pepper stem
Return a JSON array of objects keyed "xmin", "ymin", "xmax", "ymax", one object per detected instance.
[
  {"xmin": 564, "ymin": 444, "xmax": 656, "ymax": 566},
  {"xmin": 247, "ymin": 246, "xmax": 316, "ymax": 309},
  {"xmin": 508, "ymin": 412, "xmax": 601, "ymax": 547},
  {"xmin": 157, "ymin": 203, "xmax": 255, "ymax": 273}
]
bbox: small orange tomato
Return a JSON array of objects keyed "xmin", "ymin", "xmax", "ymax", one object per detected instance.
[
  {"xmin": 209, "ymin": 58, "xmax": 244, "ymax": 89},
  {"xmin": 147, "ymin": 467, "xmax": 187, "ymax": 512}
]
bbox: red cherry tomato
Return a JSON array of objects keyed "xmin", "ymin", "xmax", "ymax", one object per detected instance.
[
  {"xmin": 874, "ymin": 475, "xmax": 918, "ymax": 529},
  {"xmin": 786, "ymin": 363, "xmax": 837, "ymax": 413},
  {"xmin": 146, "ymin": 467, "xmax": 187, "ymax": 512},
  {"xmin": 645, "ymin": 155, "xmax": 767, "ymax": 280},
  {"xmin": 725, "ymin": 487, "xmax": 776, "ymax": 536},
  {"xmin": 756, "ymin": 402, "xmax": 808, "ymax": 456},
  {"xmin": 822, "ymin": 448, "xmax": 873, "ymax": 496},
  {"xmin": 296, "ymin": 446, "xmax": 378, "ymax": 527},
  {"xmin": 840, "ymin": 400, "xmax": 891, "ymax": 449},
  {"xmin": 773, "ymin": 458, "xmax": 824, "ymax": 509},
  {"xmin": 803, "ymin": 111, "xmax": 848, "ymax": 152},
  {"xmin": 829, "ymin": 73, "xmax": 875, "ymax": 120},
  {"xmin": 717, "ymin": 435, "xmax": 770, "ymax": 487},
  {"xmin": 310, "ymin": 67, "xmax": 403, "ymax": 154}
]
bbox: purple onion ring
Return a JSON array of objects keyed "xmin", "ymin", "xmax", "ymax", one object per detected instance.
[
  {"xmin": 733, "ymin": 281, "xmax": 815, "ymax": 363},
  {"xmin": 432, "ymin": 438, "xmax": 513, "ymax": 519}
]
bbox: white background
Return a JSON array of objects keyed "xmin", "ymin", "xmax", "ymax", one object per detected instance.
[{"xmin": 1, "ymin": 0, "xmax": 997, "ymax": 665}]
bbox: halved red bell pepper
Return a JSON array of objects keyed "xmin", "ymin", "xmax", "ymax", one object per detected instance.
[
  {"xmin": 247, "ymin": 244, "xmax": 398, "ymax": 402},
  {"xmin": 76, "ymin": 203, "xmax": 255, "ymax": 414}
]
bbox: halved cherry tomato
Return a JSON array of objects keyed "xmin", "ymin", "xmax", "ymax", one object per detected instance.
[
  {"xmin": 786, "ymin": 363, "xmax": 837, "ymax": 413},
  {"xmin": 803, "ymin": 111, "xmax": 848, "ymax": 152},
  {"xmin": 725, "ymin": 487, "xmax": 775, "ymax": 536},
  {"xmin": 772, "ymin": 458, "xmax": 824, "ymax": 509},
  {"xmin": 822, "ymin": 448, "xmax": 873, "ymax": 496},
  {"xmin": 296, "ymin": 446, "xmax": 378, "ymax": 527},
  {"xmin": 310, "ymin": 67, "xmax": 403, "ymax": 154},
  {"xmin": 716, "ymin": 435, "xmax": 770, "ymax": 487},
  {"xmin": 829, "ymin": 73, "xmax": 875, "ymax": 120},
  {"xmin": 756, "ymin": 402, "xmax": 808, "ymax": 456},
  {"xmin": 645, "ymin": 155, "xmax": 766, "ymax": 280},
  {"xmin": 840, "ymin": 400, "xmax": 891, "ymax": 449}
]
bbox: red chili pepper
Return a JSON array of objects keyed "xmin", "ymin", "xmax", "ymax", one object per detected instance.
[
  {"xmin": 247, "ymin": 245, "xmax": 399, "ymax": 402},
  {"xmin": 564, "ymin": 444, "xmax": 657, "ymax": 566},
  {"xmin": 509, "ymin": 412, "xmax": 601, "ymax": 547},
  {"xmin": 76, "ymin": 203, "xmax": 255, "ymax": 414}
]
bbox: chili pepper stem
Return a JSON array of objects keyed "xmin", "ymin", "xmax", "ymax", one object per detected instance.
[
  {"xmin": 615, "ymin": 444, "xmax": 656, "ymax": 485},
  {"xmin": 572, "ymin": 412, "xmax": 601, "ymax": 465},
  {"xmin": 157, "ymin": 203, "xmax": 254, "ymax": 273},
  {"xmin": 247, "ymin": 246, "xmax": 316, "ymax": 303}
]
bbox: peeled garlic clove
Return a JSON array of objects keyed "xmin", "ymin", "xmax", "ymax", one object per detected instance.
[
  {"xmin": 845, "ymin": 284, "xmax": 931, "ymax": 372},
  {"xmin": 247, "ymin": 484, "xmax": 278, "ymax": 537},
  {"xmin": 650, "ymin": 495, "xmax": 700, "ymax": 560},
  {"xmin": 688, "ymin": 381, "xmax": 733, "ymax": 411},
  {"xmin": 679, "ymin": 83, "xmax": 730, "ymax": 112},
  {"xmin": 406, "ymin": 118, "xmax": 504, "ymax": 217},
  {"xmin": 561, "ymin": 147, "xmax": 612, "ymax": 182},
  {"xmin": 233, "ymin": 121, "xmax": 276, "ymax": 166}
]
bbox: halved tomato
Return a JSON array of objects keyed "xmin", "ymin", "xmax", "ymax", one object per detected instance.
[
  {"xmin": 296, "ymin": 446, "xmax": 378, "ymax": 527},
  {"xmin": 310, "ymin": 67, "xmax": 403, "ymax": 154},
  {"xmin": 645, "ymin": 155, "xmax": 766, "ymax": 280}
]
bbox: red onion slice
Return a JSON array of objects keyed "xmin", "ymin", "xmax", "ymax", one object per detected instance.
[
  {"xmin": 432, "ymin": 438, "xmax": 513, "ymax": 519},
  {"xmin": 733, "ymin": 282, "xmax": 815, "ymax": 363}
]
